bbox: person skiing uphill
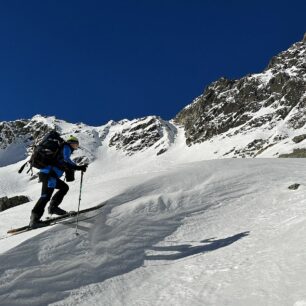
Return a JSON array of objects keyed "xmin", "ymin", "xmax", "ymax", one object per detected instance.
[{"xmin": 29, "ymin": 135, "xmax": 88, "ymax": 229}]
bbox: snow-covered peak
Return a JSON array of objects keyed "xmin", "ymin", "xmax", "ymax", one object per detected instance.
[
  {"xmin": 30, "ymin": 114, "xmax": 56, "ymax": 125},
  {"xmin": 267, "ymin": 40, "xmax": 306, "ymax": 74},
  {"xmin": 175, "ymin": 36, "xmax": 306, "ymax": 158},
  {"xmin": 0, "ymin": 114, "xmax": 179, "ymax": 168}
]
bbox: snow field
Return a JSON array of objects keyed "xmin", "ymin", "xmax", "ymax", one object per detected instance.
[{"xmin": 1, "ymin": 159, "xmax": 306, "ymax": 305}]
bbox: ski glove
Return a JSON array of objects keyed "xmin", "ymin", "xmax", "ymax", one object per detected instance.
[{"xmin": 76, "ymin": 164, "xmax": 88, "ymax": 172}]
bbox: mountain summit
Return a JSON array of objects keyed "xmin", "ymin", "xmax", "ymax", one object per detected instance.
[{"xmin": 175, "ymin": 34, "xmax": 306, "ymax": 157}]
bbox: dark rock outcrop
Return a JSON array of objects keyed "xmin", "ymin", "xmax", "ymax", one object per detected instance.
[
  {"xmin": 292, "ymin": 134, "xmax": 306, "ymax": 144},
  {"xmin": 288, "ymin": 183, "xmax": 300, "ymax": 190},
  {"xmin": 279, "ymin": 149, "xmax": 306, "ymax": 158},
  {"xmin": 0, "ymin": 196, "xmax": 30, "ymax": 212}
]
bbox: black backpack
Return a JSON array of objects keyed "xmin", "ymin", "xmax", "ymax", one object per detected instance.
[{"xmin": 19, "ymin": 131, "xmax": 65, "ymax": 174}]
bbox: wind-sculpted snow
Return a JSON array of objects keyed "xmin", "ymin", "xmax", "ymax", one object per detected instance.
[
  {"xmin": 0, "ymin": 160, "xmax": 261, "ymax": 305},
  {"xmin": 2, "ymin": 159, "xmax": 306, "ymax": 305}
]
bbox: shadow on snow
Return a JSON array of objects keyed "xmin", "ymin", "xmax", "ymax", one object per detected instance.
[
  {"xmin": 0, "ymin": 172, "xmax": 251, "ymax": 306},
  {"xmin": 145, "ymin": 231, "xmax": 250, "ymax": 261}
]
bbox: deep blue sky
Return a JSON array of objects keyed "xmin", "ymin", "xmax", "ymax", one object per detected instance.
[{"xmin": 0, "ymin": 0, "xmax": 305, "ymax": 126}]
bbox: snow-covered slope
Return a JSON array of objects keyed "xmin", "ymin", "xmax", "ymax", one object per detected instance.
[{"xmin": 2, "ymin": 157, "xmax": 306, "ymax": 305}]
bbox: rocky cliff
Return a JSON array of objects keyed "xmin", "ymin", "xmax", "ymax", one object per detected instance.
[{"xmin": 175, "ymin": 34, "xmax": 306, "ymax": 157}]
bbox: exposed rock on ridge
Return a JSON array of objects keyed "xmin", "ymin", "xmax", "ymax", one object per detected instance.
[
  {"xmin": 0, "ymin": 117, "xmax": 52, "ymax": 150},
  {"xmin": 0, "ymin": 115, "xmax": 177, "ymax": 168},
  {"xmin": 175, "ymin": 35, "xmax": 306, "ymax": 157},
  {"xmin": 109, "ymin": 116, "xmax": 177, "ymax": 156}
]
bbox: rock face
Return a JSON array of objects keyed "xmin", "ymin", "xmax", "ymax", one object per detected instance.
[
  {"xmin": 279, "ymin": 149, "xmax": 306, "ymax": 158},
  {"xmin": 0, "ymin": 116, "xmax": 55, "ymax": 167},
  {"xmin": 109, "ymin": 116, "xmax": 177, "ymax": 156},
  {"xmin": 0, "ymin": 196, "xmax": 30, "ymax": 212},
  {"xmin": 0, "ymin": 117, "xmax": 52, "ymax": 150},
  {"xmin": 175, "ymin": 35, "xmax": 306, "ymax": 157},
  {"xmin": 0, "ymin": 115, "xmax": 97, "ymax": 167}
]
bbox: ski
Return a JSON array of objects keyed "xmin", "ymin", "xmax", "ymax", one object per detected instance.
[{"xmin": 7, "ymin": 202, "xmax": 107, "ymax": 235}]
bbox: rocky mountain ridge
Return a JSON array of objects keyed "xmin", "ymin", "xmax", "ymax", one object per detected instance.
[
  {"xmin": 175, "ymin": 34, "xmax": 306, "ymax": 157},
  {"xmin": 108, "ymin": 116, "xmax": 176, "ymax": 156},
  {"xmin": 0, "ymin": 115, "xmax": 177, "ymax": 167},
  {"xmin": 0, "ymin": 34, "xmax": 306, "ymax": 164}
]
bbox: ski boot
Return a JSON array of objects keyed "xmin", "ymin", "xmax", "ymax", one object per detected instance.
[
  {"xmin": 48, "ymin": 205, "xmax": 68, "ymax": 216},
  {"xmin": 29, "ymin": 213, "xmax": 45, "ymax": 229}
]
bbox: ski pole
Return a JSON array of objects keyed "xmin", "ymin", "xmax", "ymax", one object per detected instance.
[{"xmin": 75, "ymin": 171, "xmax": 84, "ymax": 235}]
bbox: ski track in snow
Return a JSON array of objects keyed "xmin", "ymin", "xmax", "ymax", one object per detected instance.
[{"xmin": 1, "ymin": 158, "xmax": 306, "ymax": 305}]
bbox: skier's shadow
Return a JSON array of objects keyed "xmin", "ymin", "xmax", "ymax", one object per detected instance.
[{"xmin": 145, "ymin": 231, "xmax": 250, "ymax": 261}]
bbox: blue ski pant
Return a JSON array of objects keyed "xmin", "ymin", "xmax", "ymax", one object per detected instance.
[{"xmin": 32, "ymin": 173, "xmax": 69, "ymax": 219}]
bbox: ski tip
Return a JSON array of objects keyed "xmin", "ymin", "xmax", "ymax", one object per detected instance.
[
  {"xmin": 7, "ymin": 229, "xmax": 19, "ymax": 234},
  {"xmin": 7, "ymin": 226, "xmax": 29, "ymax": 234}
]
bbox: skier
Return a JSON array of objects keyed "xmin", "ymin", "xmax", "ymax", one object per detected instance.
[{"xmin": 29, "ymin": 135, "xmax": 88, "ymax": 228}]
